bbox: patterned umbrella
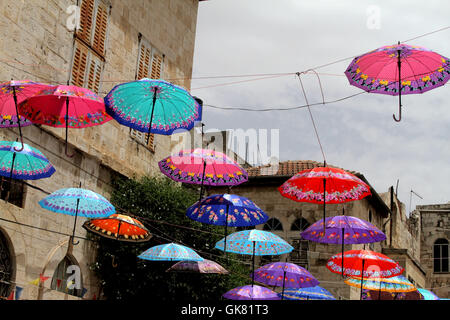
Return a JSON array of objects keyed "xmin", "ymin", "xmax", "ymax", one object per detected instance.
[
  {"xmin": 186, "ymin": 194, "xmax": 268, "ymax": 255},
  {"xmin": 345, "ymin": 275, "xmax": 416, "ymax": 293},
  {"xmin": 301, "ymin": 215, "xmax": 386, "ymax": 276},
  {"xmin": 327, "ymin": 249, "xmax": 404, "ymax": 300},
  {"xmin": 281, "ymin": 286, "xmax": 336, "ymax": 300},
  {"xmin": 345, "ymin": 43, "xmax": 450, "ymax": 121},
  {"xmin": 251, "ymin": 262, "xmax": 319, "ymax": 299},
  {"xmin": 0, "ymin": 80, "xmax": 51, "ymax": 150},
  {"xmin": 362, "ymin": 289, "xmax": 424, "ymax": 300},
  {"xmin": 215, "ymin": 229, "xmax": 293, "ymax": 286},
  {"xmin": 223, "ymin": 285, "xmax": 280, "ymax": 300},
  {"xmin": 0, "ymin": 141, "xmax": 55, "ymax": 180},
  {"xmin": 39, "ymin": 188, "xmax": 115, "ymax": 245},
  {"xmin": 417, "ymin": 288, "xmax": 440, "ymax": 300},
  {"xmin": 104, "ymin": 78, "xmax": 202, "ymax": 138},
  {"xmin": 138, "ymin": 243, "xmax": 203, "ymax": 262},
  {"xmin": 82, "ymin": 213, "xmax": 151, "ymax": 242},
  {"xmin": 166, "ymin": 259, "xmax": 228, "ymax": 274},
  {"xmin": 279, "ymin": 165, "xmax": 371, "ymax": 233},
  {"xmin": 18, "ymin": 85, "xmax": 111, "ymax": 157}
]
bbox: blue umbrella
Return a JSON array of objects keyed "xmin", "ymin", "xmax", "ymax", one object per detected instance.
[
  {"xmin": 418, "ymin": 288, "xmax": 440, "ymax": 300},
  {"xmin": 138, "ymin": 243, "xmax": 204, "ymax": 262},
  {"xmin": 281, "ymin": 285, "xmax": 336, "ymax": 300}
]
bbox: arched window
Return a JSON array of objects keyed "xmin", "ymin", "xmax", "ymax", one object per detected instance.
[
  {"xmin": 263, "ymin": 218, "xmax": 283, "ymax": 231},
  {"xmin": 291, "ymin": 218, "xmax": 310, "ymax": 231},
  {"xmin": 368, "ymin": 210, "xmax": 373, "ymax": 223},
  {"xmin": 290, "ymin": 218, "xmax": 310, "ymax": 269},
  {"xmin": 0, "ymin": 230, "xmax": 13, "ymax": 299},
  {"xmin": 50, "ymin": 255, "xmax": 84, "ymax": 297},
  {"xmin": 433, "ymin": 239, "xmax": 449, "ymax": 273}
]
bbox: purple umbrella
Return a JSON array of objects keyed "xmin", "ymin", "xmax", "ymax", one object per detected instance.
[
  {"xmin": 251, "ymin": 262, "xmax": 319, "ymax": 300},
  {"xmin": 223, "ymin": 285, "xmax": 280, "ymax": 300},
  {"xmin": 301, "ymin": 214, "xmax": 386, "ymax": 277}
]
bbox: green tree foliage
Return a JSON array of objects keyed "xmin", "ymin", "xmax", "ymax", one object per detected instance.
[{"xmin": 91, "ymin": 175, "xmax": 250, "ymax": 300}]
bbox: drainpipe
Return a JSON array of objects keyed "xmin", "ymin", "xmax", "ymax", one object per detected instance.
[{"xmin": 382, "ymin": 186, "xmax": 394, "ymax": 248}]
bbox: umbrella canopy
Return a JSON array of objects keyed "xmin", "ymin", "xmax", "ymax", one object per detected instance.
[
  {"xmin": 223, "ymin": 285, "xmax": 280, "ymax": 300},
  {"xmin": 166, "ymin": 259, "xmax": 228, "ymax": 274},
  {"xmin": 417, "ymin": 288, "xmax": 440, "ymax": 300},
  {"xmin": 39, "ymin": 187, "xmax": 115, "ymax": 245},
  {"xmin": 344, "ymin": 275, "xmax": 416, "ymax": 293},
  {"xmin": 159, "ymin": 149, "xmax": 248, "ymax": 187},
  {"xmin": 82, "ymin": 213, "xmax": 151, "ymax": 242},
  {"xmin": 186, "ymin": 194, "xmax": 268, "ymax": 227},
  {"xmin": 0, "ymin": 141, "xmax": 55, "ymax": 180},
  {"xmin": 362, "ymin": 289, "xmax": 424, "ymax": 300},
  {"xmin": 281, "ymin": 286, "xmax": 336, "ymax": 300},
  {"xmin": 345, "ymin": 43, "xmax": 450, "ymax": 121},
  {"xmin": 138, "ymin": 243, "xmax": 204, "ymax": 262},
  {"xmin": 104, "ymin": 78, "xmax": 202, "ymax": 135}
]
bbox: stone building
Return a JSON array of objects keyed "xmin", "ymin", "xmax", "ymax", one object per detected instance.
[{"xmin": 0, "ymin": 0, "xmax": 204, "ymax": 300}]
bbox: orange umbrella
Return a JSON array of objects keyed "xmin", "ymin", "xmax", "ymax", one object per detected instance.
[{"xmin": 82, "ymin": 213, "xmax": 151, "ymax": 242}]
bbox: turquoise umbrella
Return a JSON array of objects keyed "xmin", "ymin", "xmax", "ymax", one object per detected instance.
[
  {"xmin": 418, "ymin": 288, "xmax": 440, "ymax": 300},
  {"xmin": 0, "ymin": 140, "xmax": 55, "ymax": 180},
  {"xmin": 39, "ymin": 187, "xmax": 115, "ymax": 245},
  {"xmin": 138, "ymin": 243, "xmax": 204, "ymax": 262},
  {"xmin": 281, "ymin": 286, "xmax": 336, "ymax": 300},
  {"xmin": 104, "ymin": 78, "xmax": 202, "ymax": 143}
]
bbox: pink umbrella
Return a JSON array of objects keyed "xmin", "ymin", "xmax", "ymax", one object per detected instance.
[
  {"xmin": 345, "ymin": 43, "xmax": 450, "ymax": 121},
  {"xmin": 18, "ymin": 84, "xmax": 112, "ymax": 157}
]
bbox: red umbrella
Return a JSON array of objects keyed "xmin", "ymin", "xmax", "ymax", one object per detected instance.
[
  {"xmin": 327, "ymin": 249, "xmax": 404, "ymax": 300},
  {"xmin": 279, "ymin": 163, "xmax": 371, "ymax": 232}
]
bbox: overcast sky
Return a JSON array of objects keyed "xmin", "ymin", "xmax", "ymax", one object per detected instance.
[{"xmin": 190, "ymin": 0, "xmax": 450, "ymax": 213}]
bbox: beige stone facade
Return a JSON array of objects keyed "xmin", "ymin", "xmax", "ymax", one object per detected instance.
[{"xmin": 0, "ymin": 0, "xmax": 201, "ymax": 300}]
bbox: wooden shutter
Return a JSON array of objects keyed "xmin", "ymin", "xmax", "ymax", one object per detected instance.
[
  {"xmin": 150, "ymin": 53, "xmax": 163, "ymax": 79},
  {"xmin": 92, "ymin": 2, "xmax": 108, "ymax": 56},
  {"xmin": 137, "ymin": 41, "xmax": 152, "ymax": 79},
  {"xmin": 78, "ymin": 0, "xmax": 95, "ymax": 43},
  {"xmin": 87, "ymin": 53, "xmax": 103, "ymax": 93},
  {"xmin": 70, "ymin": 40, "xmax": 89, "ymax": 87}
]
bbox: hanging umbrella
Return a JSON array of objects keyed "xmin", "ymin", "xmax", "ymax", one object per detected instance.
[
  {"xmin": 327, "ymin": 249, "xmax": 404, "ymax": 300},
  {"xmin": 345, "ymin": 43, "xmax": 450, "ymax": 121},
  {"xmin": 0, "ymin": 141, "xmax": 55, "ymax": 180},
  {"xmin": 39, "ymin": 187, "xmax": 115, "ymax": 245},
  {"xmin": 223, "ymin": 285, "xmax": 280, "ymax": 300},
  {"xmin": 215, "ymin": 229, "xmax": 293, "ymax": 286},
  {"xmin": 166, "ymin": 259, "xmax": 228, "ymax": 274},
  {"xmin": 159, "ymin": 149, "xmax": 248, "ymax": 202},
  {"xmin": 417, "ymin": 288, "xmax": 440, "ymax": 300},
  {"xmin": 138, "ymin": 243, "xmax": 203, "ymax": 262},
  {"xmin": 104, "ymin": 78, "xmax": 202, "ymax": 139},
  {"xmin": 186, "ymin": 194, "xmax": 268, "ymax": 254},
  {"xmin": 0, "ymin": 80, "xmax": 52, "ymax": 150},
  {"xmin": 281, "ymin": 285, "xmax": 336, "ymax": 300},
  {"xmin": 279, "ymin": 164, "xmax": 371, "ymax": 233},
  {"xmin": 18, "ymin": 84, "xmax": 111, "ymax": 157},
  {"xmin": 251, "ymin": 262, "xmax": 319, "ymax": 300},
  {"xmin": 82, "ymin": 213, "xmax": 151, "ymax": 242},
  {"xmin": 301, "ymin": 215, "xmax": 386, "ymax": 276},
  {"xmin": 344, "ymin": 275, "xmax": 416, "ymax": 293},
  {"xmin": 362, "ymin": 289, "xmax": 424, "ymax": 300}
]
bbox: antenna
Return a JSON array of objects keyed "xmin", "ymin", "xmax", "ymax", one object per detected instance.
[{"xmin": 409, "ymin": 189, "xmax": 423, "ymax": 215}]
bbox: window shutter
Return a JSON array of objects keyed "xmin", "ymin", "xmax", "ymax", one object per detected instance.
[
  {"xmin": 92, "ymin": 2, "xmax": 108, "ymax": 55},
  {"xmin": 86, "ymin": 53, "xmax": 103, "ymax": 94},
  {"xmin": 150, "ymin": 53, "xmax": 163, "ymax": 79},
  {"xmin": 137, "ymin": 41, "xmax": 151, "ymax": 79},
  {"xmin": 70, "ymin": 41, "xmax": 89, "ymax": 87},
  {"xmin": 78, "ymin": 0, "xmax": 95, "ymax": 43}
]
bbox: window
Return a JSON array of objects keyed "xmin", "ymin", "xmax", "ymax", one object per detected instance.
[
  {"xmin": 368, "ymin": 210, "xmax": 373, "ymax": 223},
  {"xmin": 129, "ymin": 35, "xmax": 165, "ymax": 152},
  {"xmin": 433, "ymin": 238, "xmax": 449, "ymax": 273},
  {"xmin": 0, "ymin": 177, "xmax": 25, "ymax": 208},
  {"xmin": 50, "ymin": 255, "xmax": 84, "ymax": 297},
  {"xmin": 263, "ymin": 218, "xmax": 283, "ymax": 231},
  {"xmin": 291, "ymin": 218, "xmax": 310, "ymax": 231},
  {"xmin": 290, "ymin": 218, "xmax": 310, "ymax": 268},
  {"xmin": 70, "ymin": 0, "xmax": 110, "ymax": 93},
  {"xmin": 0, "ymin": 230, "xmax": 13, "ymax": 299}
]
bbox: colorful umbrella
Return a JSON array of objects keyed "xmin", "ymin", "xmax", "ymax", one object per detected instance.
[
  {"xmin": 251, "ymin": 262, "xmax": 319, "ymax": 299},
  {"xmin": 82, "ymin": 213, "xmax": 151, "ymax": 242},
  {"xmin": 344, "ymin": 275, "xmax": 416, "ymax": 293},
  {"xmin": 215, "ymin": 229, "xmax": 293, "ymax": 286},
  {"xmin": 279, "ymin": 164, "xmax": 371, "ymax": 233},
  {"xmin": 417, "ymin": 288, "xmax": 440, "ymax": 300},
  {"xmin": 39, "ymin": 187, "xmax": 115, "ymax": 245},
  {"xmin": 138, "ymin": 243, "xmax": 204, "ymax": 262},
  {"xmin": 281, "ymin": 285, "xmax": 336, "ymax": 300},
  {"xmin": 362, "ymin": 289, "xmax": 424, "ymax": 300},
  {"xmin": 186, "ymin": 194, "xmax": 268, "ymax": 254},
  {"xmin": 0, "ymin": 141, "xmax": 55, "ymax": 180},
  {"xmin": 0, "ymin": 80, "xmax": 51, "ymax": 150},
  {"xmin": 104, "ymin": 78, "xmax": 202, "ymax": 138},
  {"xmin": 223, "ymin": 285, "xmax": 280, "ymax": 300},
  {"xmin": 327, "ymin": 249, "xmax": 404, "ymax": 300},
  {"xmin": 345, "ymin": 43, "xmax": 450, "ymax": 121},
  {"xmin": 301, "ymin": 215, "xmax": 386, "ymax": 276},
  {"xmin": 18, "ymin": 84, "xmax": 111, "ymax": 157},
  {"xmin": 166, "ymin": 259, "xmax": 228, "ymax": 274}
]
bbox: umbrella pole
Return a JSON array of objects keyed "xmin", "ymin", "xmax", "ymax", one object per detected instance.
[
  {"xmin": 252, "ymin": 242, "xmax": 255, "ymax": 288},
  {"xmin": 341, "ymin": 228, "xmax": 344, "ymax": 278},
  {"xmin": 5, "ymin": 152, "xmax": 17, "ymax": 203},
  {"xmin": 65, "ymin": 97, "xmax": 74, "ymax": 158},
  {"xmin": 12, "ymin": 85, "xmax": 24, "ymax": 152},
  {"xmin": 198, "ymin": 160, "xmax": 206, "ymax": 203},
  {"xmin": 393, "ymin": 43, "xmax": 402, "ymax": 122},
  {"xmin": 146, "ymin": 87, "xmax": 158, "ymax": 146},
  {"xmin": 323, "ymin": 178, "xmax": 326, "ymax": 234},
  {"xmin": 224, "ymin": 204, "xmax": 229, "ymax": 259},
  {"xmin": 70, "ymin": 198, "xmax": 80, "ymax": 245},
  {"xmin": 360, "ymin": 259, "xmax": 365, "ymax": 300},
  {"xmin": 281, "ymin": 269, "xmax": 286, "ymax": 300}
]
